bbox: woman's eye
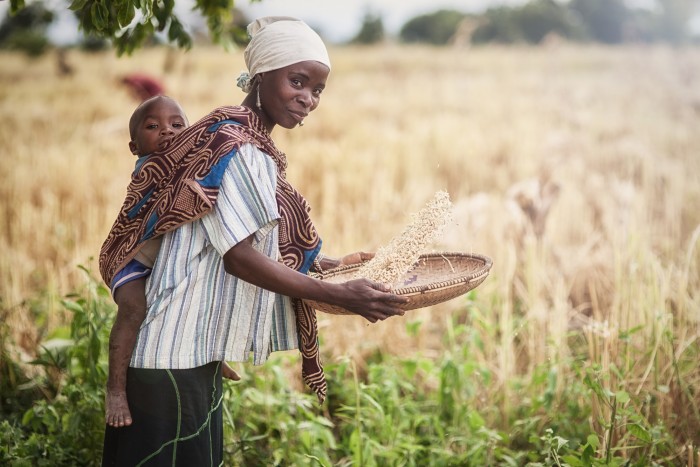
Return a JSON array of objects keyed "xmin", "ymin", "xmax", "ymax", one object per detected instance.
[
  {"xmin": 313, "ymin": 88, "xmax": 323, "ymax": 97},
  {"xmin": 291, "ymin": 79, "xmax": 302, "ymax": 87}
]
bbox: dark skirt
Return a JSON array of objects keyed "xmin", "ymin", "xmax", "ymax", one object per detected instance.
[{"xmin": 102, "ymin": 361, "xmax": 223, "ymax": 467}]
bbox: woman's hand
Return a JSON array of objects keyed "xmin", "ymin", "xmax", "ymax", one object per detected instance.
[
  {"xmin": 333, "ymin": 278, "xmax": 407, "ymax": 323},
  {"xmin": 339, "ymin": 251, "xmax": 374, "ymax": 266}
]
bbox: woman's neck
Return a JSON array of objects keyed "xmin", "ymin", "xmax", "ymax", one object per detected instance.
[{"xmin": 241, "ymin": 96, "xmax": 275, "ymax": 134}]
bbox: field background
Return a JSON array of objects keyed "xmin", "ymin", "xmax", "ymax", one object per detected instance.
[{"xmin": 2, "ymin": 43, "xmax": 700, "ymax": 462}]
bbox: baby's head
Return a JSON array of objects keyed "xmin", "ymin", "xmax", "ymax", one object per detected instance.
[{"xmin": 128, "ymin": 95, "xmax": 189, "ymax": 156}]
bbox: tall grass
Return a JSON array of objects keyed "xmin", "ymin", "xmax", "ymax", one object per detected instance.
[{"xmin": 1, "ymin": 43, "xmax": 699, "ymax": 461}]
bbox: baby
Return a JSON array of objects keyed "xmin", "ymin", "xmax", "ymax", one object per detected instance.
[{"xmin": 106, "ymin": 96, "xmax": 239, "ymax": 428}]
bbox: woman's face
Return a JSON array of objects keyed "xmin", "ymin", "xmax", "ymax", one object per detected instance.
[{"xmin": 257, "ymin": 60, "xmax": 330, "ymax": 131}]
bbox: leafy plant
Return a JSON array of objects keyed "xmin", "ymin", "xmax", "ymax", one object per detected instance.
[
  {"xmin": 2, "ymin": 266, "xmax": 113, "ymax": 465},
  {"xmin": 7, "ymin": 0, "xmax": 254, "ymax": 55},
  {"xmin": 0, "ymin": 268, "xmax": 689, "ymax": 465}
]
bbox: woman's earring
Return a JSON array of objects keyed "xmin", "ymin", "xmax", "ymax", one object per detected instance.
[
  {"xmin": 256, "ymin": 86, "xmax": 262, "ymax": 110},
  {"xmin": 299, "ymin": 120, "xmax": 304, "ymax": 127}
]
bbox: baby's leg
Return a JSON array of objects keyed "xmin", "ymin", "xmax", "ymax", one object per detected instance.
[{"xmin": 106, "ymin": 279, "xmax": 147, "ymax": 427}]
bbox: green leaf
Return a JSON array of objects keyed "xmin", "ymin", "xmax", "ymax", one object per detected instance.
[
  {"xmin": 21, "ymin": 408, "xmax": 34, "ymax": 426},
  {"xmin": 615, "ymin": 390, "xmax": 630, "ymax": 404},
  {"xmin": 139, "ymin": 0, "xmax": 153, "ymax": 20},
  {"xmin": 69, "ymin": 0, "xmax": 89, "ymax": 11},
  {"xmin": 47, "ymin": 325, "xmax": 72, "ymax": 339},
  {"xmin": 9, "ymin": 0, "xmax": 25, "ymax": 13},
  {"xmin": 167, "ymin": 17, "xmax": 192, "ymax": 49},
  {"xmin": 586, "ymin": 433, "xmax": 600, "ymax": 449},
  {"xmin": 617, "ymin": 325, "xmax": 643, "ymax": 341},
  {"xmin": 90, "ymin": 332, "xmax": 102, "ymax": 361},
  {"xmin": 583, "ymin": 372, "xmax": 607, "ymax": 402},
  {"xmin": 561, "ymin": 455, "xmax": 584, "ymax": 466},
  {"xmin": 553, "ymin": 435, "xmax": 569, "ymax": 451},
  {"xmin": 153, "ymin": 2, "xmax": 170, "ymax": 28},
  {"xmin": 118, "ymin": 2, "xmax": 136, "ymax": 27},
  {"xmin": 628, "ymin": 423, "xmax": 652, "ymax": 443},
  {"xmin": 581, "ymin": 442, "xmax": 594, "ymax": 464},
  {"xmin": 90, "ymin": 1, "xmax": 108, "ymax": 31},
  {"xmin": 401, "ymin": 359, "xmax": 418, "ymax": 379},
  {"xmin": 168, "ymin": 17, "xmax": 183, "ymax": 41},
  {"xmin": 361, "ymin": 392, "xmax": 384, "ymax": 414},
  {"xmin": 41, "ymin": 338, "xmax": 74, "ymax": 352},
  {"xmin": 349, "ymin": 428, "xmax": 362, "ymax": 462},
  {"xmin": 467, "ymin": 410, "xmax": 485, "ymax": 430},
  {"xmin": 61, "ymin": 299, "xmax": 84, "ymax": 314}
]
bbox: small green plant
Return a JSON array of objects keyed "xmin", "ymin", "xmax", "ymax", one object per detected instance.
[
  {"xmin": 1, "ymin": 265, "xmax": 113, "ymax": 465},
  {"xmin": 581, "ymin": 364, "xmax": 674, "ymax": 464}
]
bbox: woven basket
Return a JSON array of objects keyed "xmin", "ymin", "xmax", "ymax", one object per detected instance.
[{"xmin": 305, "ymin": 252, "xmax": 493, "ymax": 315}]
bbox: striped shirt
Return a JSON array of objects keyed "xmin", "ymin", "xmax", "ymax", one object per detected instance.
[{"xmin": 131, "ymin": 143, "xmax": 299, "ymax": 369}]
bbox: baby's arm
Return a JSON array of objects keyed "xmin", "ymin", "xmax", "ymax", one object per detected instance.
[{"xmin": 106, "ymin": 278, "xmax": 147, "ymax": 428}]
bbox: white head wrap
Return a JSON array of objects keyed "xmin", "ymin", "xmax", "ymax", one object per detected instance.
[{"xmin": 236, "ymin": 16, "xmax": 331, "ymax": 93}]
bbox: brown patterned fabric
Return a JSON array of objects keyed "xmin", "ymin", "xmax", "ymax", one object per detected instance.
[{"xmin": 99, "ymin": 105, "xmax": 327, "ymax": 403}]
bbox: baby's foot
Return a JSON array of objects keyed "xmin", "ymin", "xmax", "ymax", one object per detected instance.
[
  {"xmin": 222, "ymin": 362, "xmax": 241, "ymax": 381},
  {"xmin": 105, "ymin": 390, "xmax": 133, "ymax": 427}
]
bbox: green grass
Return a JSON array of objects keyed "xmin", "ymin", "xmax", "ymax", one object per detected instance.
[{"xmin": 1, "ymin": 267, "xmax": 693, "ymax": 466}]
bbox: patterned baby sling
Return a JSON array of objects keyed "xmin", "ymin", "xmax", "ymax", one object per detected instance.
[{"xmin": 99, "ymin": 105, "xmax": 328, "ymax": 402}]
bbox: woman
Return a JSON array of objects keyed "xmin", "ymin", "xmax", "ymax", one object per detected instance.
[{"xmin": 100, "ymin": 16, "xmax": 407, "ymax": 466}]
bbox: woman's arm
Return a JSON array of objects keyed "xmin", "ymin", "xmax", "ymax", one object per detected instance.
[{"xmin": 223, "ymin": 236, "xmax": 407, "ymax": 323}]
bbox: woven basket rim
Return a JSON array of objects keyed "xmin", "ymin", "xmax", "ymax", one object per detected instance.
[
  {"xmin": 305, "ymin": 252, "xmax": 492, "ymax": 314},
  {"xmin": 313, "ymin": 251, "xmax": 493, "ymax": 295}
]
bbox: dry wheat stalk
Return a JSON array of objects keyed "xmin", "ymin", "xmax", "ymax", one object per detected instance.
[{"xmin": 356, "ymin": 190, "xmax": 453, "ymax": 284}]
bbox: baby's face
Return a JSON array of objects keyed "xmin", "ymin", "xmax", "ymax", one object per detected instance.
[{"xmin": 130, "ymin": 98, "xmax": 188, "ymax": 156}]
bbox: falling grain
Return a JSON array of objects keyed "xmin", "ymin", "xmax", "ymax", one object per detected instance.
[{"xmin": 357, "ymin": 190, "xmax": 453, "ymax": 284}]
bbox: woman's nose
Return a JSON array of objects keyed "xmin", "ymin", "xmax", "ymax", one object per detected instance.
[{"xmin": 297, "ymin": 90, "xmax": 312, "ymax": 109}]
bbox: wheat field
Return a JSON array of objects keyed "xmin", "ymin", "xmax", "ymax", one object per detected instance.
[{"xmin": 2, "ymin": 43, "xmax": 699, "ymax": 450}]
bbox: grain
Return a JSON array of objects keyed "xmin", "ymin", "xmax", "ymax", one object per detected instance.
[{"xmin": 356, "ymin": 190, "xmax": 453, "ymax": 284}]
